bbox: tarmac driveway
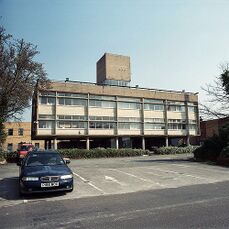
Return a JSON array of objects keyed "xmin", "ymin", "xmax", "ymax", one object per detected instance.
[{"xmin": 1, "ymin": 153, "xmax": 229, "ymax": 207}]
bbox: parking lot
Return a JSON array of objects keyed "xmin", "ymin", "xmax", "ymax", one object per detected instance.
[{"xmin": 1, "ymin": 154, "xmax": 229, "ymax": 208}]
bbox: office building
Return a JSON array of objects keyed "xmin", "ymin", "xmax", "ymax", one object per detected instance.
[{"xmin": 32, "ymin": 53, "xmax": 199, "ymax": 150}]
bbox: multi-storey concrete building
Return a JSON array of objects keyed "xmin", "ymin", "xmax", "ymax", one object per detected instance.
[{"xmin": 32, "ymin": 53, "xmax": 200, "ymax": 150}]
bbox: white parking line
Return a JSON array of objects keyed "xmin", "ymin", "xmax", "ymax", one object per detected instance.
[
  {"xmin": 145, "ymin": 167, "xmax": 215, "ymax": 182},
  {"xmin": 105, "ymin": 176, "xmax": 125, "ymax": 186},
  {"xmin": 72, "ymin": 172, "xmax": 105, "ymax": 194},
  {"xmin": 170, "ymin": 164, "xmax": 191, "ymax": 168},
  {"xmin": 109, "ymin": 169, "xmax": 166, "ymax": 187}
]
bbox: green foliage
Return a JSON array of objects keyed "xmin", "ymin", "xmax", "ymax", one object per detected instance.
[
  {"xmin": 0, "ymin": 150, "xmax": 17, "ymax": 163},
  {"xmin": 152, "ymin": 146, "xmax": 197, "ymax": 155},
  {"xmin": 0, "ymin": 119, "xmax": 7, "ymax": 147},
  {"xmin": 221, "ymin": 69, "xmax": 229, "ymax": 95},
  {"xmin": 194, "ymin": 122, "xmax": 229, "ymax": 162},
  {"xmin": 219, "ymin": 146, "xmax": 229, "ymax": 158},
  {"xmin": 58, "ymin": 148, "xmax": 149, "ymax": 159}
]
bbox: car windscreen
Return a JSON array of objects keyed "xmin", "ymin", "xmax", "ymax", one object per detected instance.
[
  {"xmin": 20, "ymin": 145, "xmax": 34, "ymax": 151},
  {"xmin": 25, "ymin": 153, "xmax": 65, "ymax": 166}
]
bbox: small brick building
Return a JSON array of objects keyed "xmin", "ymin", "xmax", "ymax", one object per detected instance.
[{"xmin": 2, "ymin": 122, "xmax": 44, "ymax": 152}]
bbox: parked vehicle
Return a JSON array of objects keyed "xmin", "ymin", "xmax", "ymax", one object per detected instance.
[
  {"xmin": 18, "ymin": 150, "xmax": 73, "ymax": 195},
  {"xmin": 17, "ymin": 143, "xmax": 34, "ymax": 161}
]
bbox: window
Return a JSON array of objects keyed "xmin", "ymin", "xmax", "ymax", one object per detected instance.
[
  {"xmin": 188, "ymin": 106, "xmax": 196, "ymax": 112},
  {"xmin": 144, "ymin": 104, "xmax": 164, "ymax": 111},
  {"xmin": 189, "ymin": 124, "xmax": 197, "ymax": 130},
  {"xmin": 39, "ymin": 96, "xmax": 55, "ymax": 105},
  {"xmin": 144, "ymin": 123, "xmax": 165, "ymax": 130},
  {"xmin": 144, "ymin": 118, "xmax": 164, "ymax": 123},
  {"xmin": 89, "ymin": 95, "xmax": 115, "ymax": 100},
  {"xmin": 168, "ymin": 123, "xmax": 186, "ymax": 130},
  {"xmin": 39, "ymin": 114, "xmax": 55, "ymax": 119},
  {"xmin": 168, "ymin": 105, "xmax": 185, "ymax": 112},
  {"xmin": 18, "ymin": 128, "xmax": 24, "ymax": 136},
  {"xmin": 89, "ymin": 100, "xmax": 115, "ymax": 108},
  {"xmin": 89, "ymin": 116, "xmax": 115, "ymax": 121},
  {"xmin": 118, "ymin": 102, "xmax": 141, "ymax": 110},
  {"xmin": 144, "ymin": 99, "xmax": 163, "ymax": 104},
  {"xmin": 8, "ymin": 128, "xmax": 13, "ymax": 136},
  {"xmin": 89, "ymin": 122, "xmax": 115, "ymax": 129},
  {"xmin": 57, "ymin": 92, "xmax": 87, "ymax": 98},
  {"xmin": 40, "ymin": 92, "xmax": 55, "ymax": 96},
  {"xmin": 7, "ymin": 143, "xmax": 13, "ymax": 152},
  {"xmin": 118, "ymin": 123, "xmax": 141, "ymax": 130},
  {"xmin": 58, "ymin": 98, "xmax": 87, "ymax": 106},
  {"xmin": 103, "ymin": 79, "xmax": 130, "ymax": 87},
  {"xmin": 57, "ymin": 121, "xmax": 87, "ymax": 129},
  {"xmin": 118, "ymin": 117, "xmax": 141, "ymax": 122},
  {"xmin": 39, "ymin": 121, "xmax": 54, "ymax": 129}
]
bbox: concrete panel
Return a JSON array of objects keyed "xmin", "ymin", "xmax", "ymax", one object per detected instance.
[
  {"xmin": 38, "ymin": 105, "xmax": 55, "ymax": 114},
  {"xmin": 168, "ymin": 130, "xmax": 187, "ymax": 136},
  {"xmin": 188, "ymin": 113, "xmax": 196, "ymax": 120},
  {"xmin": 89, "ymin": 129, "xmax": 115, "ymax": 136},
  {"xmin": 144, "ymin": 111, "xmax": 164, "ymax": 118},
  {"xmin": 56, "ymin": 129, "xmax": 87, "ymax": 136},
  {"xmin": 118, "ymin": 130, "xmax": 141, "ymax": 135},
  {"xmin": 189, "ymin": 130, "xmax": 197, "ymax": 136},
  {"xmin": 167, "ymin": 112, "xmax": 186, "ymax": 120},
  {"xmin": 144, "ymin": 130, "xmax": 166, "ymax": 136},
  {"xmin": 118, "ymin": 109, "xmax": 141, "ymax": 117},
  {"xmin": 37, "ymin": 129, "xmax": 54, "ymax": 135},
  {"xmin": 57, "ymin": 106, "xmax": 86, "ymax": 115},
  {"xmin": 89, "ymin": 108, "xmax": 115, "ymax": 116}
]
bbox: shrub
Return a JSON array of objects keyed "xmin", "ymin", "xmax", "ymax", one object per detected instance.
[
  {"xmin": 217, "ymin": 146, "xmax": 229, "ymax": 166},
  {"xmin": 0, "ymin": 150, "xmax": 18, "ymax": 163},
  {"xmin": 193, "ymin": 134, "xmax": 224, "ymax": 162},
  {"xmin": 152, "ymin": 146, "xmax": 197, "ymax": 155},
  {"xmin": 58, "ymin": 148, "xmax": 149, "ymax": 159}
]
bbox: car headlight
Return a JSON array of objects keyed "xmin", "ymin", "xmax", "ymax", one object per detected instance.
[
  {"xmin": 60, "ymin": 174, "xmax": 73, "ymax": 180},
  {"xmin": 22, "ymin": 177, "xmax": 39, "ymax": 181}
]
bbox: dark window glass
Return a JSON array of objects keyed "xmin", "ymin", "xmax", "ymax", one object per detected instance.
[
  {"xmin": 7, "ymin": 143, "xmax": 13, "ymax": 152},
  {"xmin": 18, "ymin": 128, "xmax": 24, "ymax": 136},
  {"xmin": 8, "ymin": 129, "xmax": 13, "ymax": 136}
]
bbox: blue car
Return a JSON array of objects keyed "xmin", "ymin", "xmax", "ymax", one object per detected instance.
[{"xmin": 18, "ymin": 150, "xmax": 74, "ymax": 195}]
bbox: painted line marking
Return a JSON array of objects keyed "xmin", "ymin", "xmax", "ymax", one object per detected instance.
[
  {"xmin": 170, "ymin": 164, "xmax": 191, "ymax": 168},
  {"xmin": 105, "ymin": 176, "xmax": 125, "ymax": 186},
  {"xmin": 145, "ymin": 167, "xmax": 215, "ymax": 182},
  {"xmin": 109, "ymin": 169, "xmax": 166, "ymax": 187},
  {"xmin": 73, "ymin": 172, "xmax": 105, "ymax": 194}
]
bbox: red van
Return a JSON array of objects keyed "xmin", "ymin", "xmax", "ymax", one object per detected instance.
[{"xmin": 17, "ymin": 143, "xmax": 34, "ymax": 160}]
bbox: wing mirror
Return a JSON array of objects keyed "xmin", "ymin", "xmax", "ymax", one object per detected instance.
[{"xmin": 64, "ymin": 158, "xmax": 70, "ymax": 164}]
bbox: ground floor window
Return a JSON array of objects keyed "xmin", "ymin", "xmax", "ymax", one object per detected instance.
[{"xmin": 7, "ymin": 143, "xmax": 13, "ymax": 152}]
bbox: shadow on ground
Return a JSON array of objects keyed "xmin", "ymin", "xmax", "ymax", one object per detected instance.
[{"xmin": 0, "ymin": 177, "xmax": 66, "ymax": 201}]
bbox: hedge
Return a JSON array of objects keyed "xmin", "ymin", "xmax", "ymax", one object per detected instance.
[
  {"xmin": 58, "ymin": 148, "xmax": 150, "ymax": 159},
  {"xmin": 152, "ymin": 146, "xmax": 198, "ymax": 155},
  {"xmin": 0, "ymin": 151, "xmax": 18, "ymax": 163}
]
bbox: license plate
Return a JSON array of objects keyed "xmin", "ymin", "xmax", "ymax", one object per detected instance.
[{"xmin": 41, "ymin": 182, "xmax": 59, "ymax": 188}]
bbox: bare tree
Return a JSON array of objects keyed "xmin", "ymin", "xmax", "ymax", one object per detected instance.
[
  {"xmin": 0, "ymin": 25, "xmax": 50, "ymax": 146},
  {"xmin": 201, "ymin": 64, "xmax": 229, "ymax": 119}
]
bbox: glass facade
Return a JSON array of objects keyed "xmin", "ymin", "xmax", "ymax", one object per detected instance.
[{"xmin": 37, "ymin": 92, "xmax": 198, "ymax": 133}]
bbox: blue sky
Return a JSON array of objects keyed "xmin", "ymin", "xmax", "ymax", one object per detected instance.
[{"xmin": 1, "ymin": 0, "xmax": 229, "ymax": 120}]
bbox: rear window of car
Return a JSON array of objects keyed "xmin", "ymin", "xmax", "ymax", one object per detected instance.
[
  {"xmin": 20, "ymin": 145, "xmax": 34, "ymax": 151},
  {"xmin": 25, "ymin": 153, "xmax": 65, "ymax": 166}
]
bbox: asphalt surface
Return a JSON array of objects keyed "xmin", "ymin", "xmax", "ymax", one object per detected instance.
[
  {"xmin": 1, "ymin": 154, "xmax": 229, "ymax": 228},
  {"xmin": 1, "ymin": 181, "xmax": 229, "ymax": 228}
]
